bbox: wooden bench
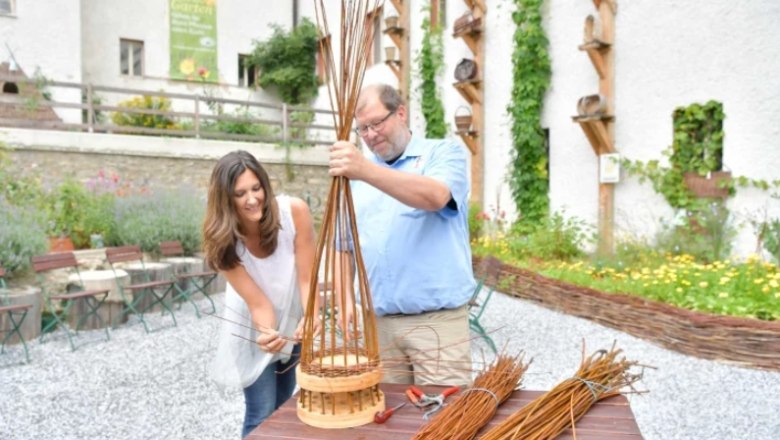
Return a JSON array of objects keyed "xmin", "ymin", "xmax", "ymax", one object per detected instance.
[
  {"xmin": 1, "ymin": 265, "xmax": 33, "ymax": 362},
  {"xmin": 32, "ymin": 253, "xmax": 112, "ymax": 351},
  {"xmin": 106, "ymin": 245, "xmax": 177, "ymax": 333},
  {"xmin": 159, "ymin": 240, "xmax": 217, "ymax": 318}
]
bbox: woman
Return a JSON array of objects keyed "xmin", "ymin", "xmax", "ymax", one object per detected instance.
[{"xmin": 203, "ymin": 150, "xmax": 316, "ymax": 437}]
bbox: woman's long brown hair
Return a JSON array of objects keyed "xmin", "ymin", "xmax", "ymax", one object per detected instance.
[{"xmin": 202, "ymin": 150, "xmax": 280, "ymax": 271}]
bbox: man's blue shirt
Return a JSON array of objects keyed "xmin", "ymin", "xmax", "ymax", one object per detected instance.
[{"xmin": 351, "ymin": 136, "xmax": 477, "ymax": 316}]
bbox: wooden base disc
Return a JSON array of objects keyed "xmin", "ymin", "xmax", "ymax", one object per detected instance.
[
  {"xmin": 296, "ymin": 388, "xmax": 385, "ymax": 429},
  {"xmin": 296, "ymin": 355, "xmax": 382, "ymax": 393}
]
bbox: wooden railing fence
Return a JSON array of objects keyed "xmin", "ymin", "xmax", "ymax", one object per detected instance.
[{"xmin": 0, "ymin": 74, "xmax": 341, "ymax": 146}]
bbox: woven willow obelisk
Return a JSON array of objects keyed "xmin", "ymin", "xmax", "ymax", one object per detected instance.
[{"xmin": 296, "ymin": 0, "xmax": 384, "ymax": 429}]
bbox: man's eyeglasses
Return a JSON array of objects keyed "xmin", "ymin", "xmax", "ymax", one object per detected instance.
[{"xmin": 354, "ymin": 109, "xmax": 396, "ymax": 136}]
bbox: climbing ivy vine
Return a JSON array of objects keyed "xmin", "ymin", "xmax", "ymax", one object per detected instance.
[
  {"xmin": 416, "ymin": 9, "xmax": 447, "ymax": 138},
  {"xmin": 507, "ymin": 0, "xmax": 551, "ymax": 226}
]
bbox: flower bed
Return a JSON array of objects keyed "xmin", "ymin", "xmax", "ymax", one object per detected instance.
[{"xmin": 474, "ymin": 256, "xmax": 780, "ymax": 371}]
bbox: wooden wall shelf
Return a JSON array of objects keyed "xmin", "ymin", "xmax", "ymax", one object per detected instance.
[
  {"xmin": 465, "ymin": 0, "xmax": 486, "ymax": 13},
  {"xmin": 578, "ymin": 42, "xmax": 610, "ymax": 79},
  {"xmin": 385, "ymin": 60, "xmax": 401, "ymax": 80},
  {"xmin": 453, "ymin": 28, "xmax": 482, "ymax": 53},
  {"xmin": 456, "ymin": 130, "xmax": 479, "ymax": 155},
  {"xmin": 572, "ymin": 116, "xmax": 615, "ymax": 155},
  {"xmin": 383, "ymin": 26, "xmax": 404, "ymax": 48},
  {"xmin": 453, "ymin": 0, "xmax": 486, "ymax": 205},
  {"xmin": 453, "ymin": 80, "xmax": 482, "ymax": 104}
]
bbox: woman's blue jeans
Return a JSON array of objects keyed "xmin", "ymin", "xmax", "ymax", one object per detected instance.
[{"xmin": 241, "ymin": 344, "xmax": 300, "ymax": 438}]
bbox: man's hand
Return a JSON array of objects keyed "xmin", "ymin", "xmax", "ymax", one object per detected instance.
[{"xmin": 329, "ymin": 141, "xmax": 371, "ymax": 180}]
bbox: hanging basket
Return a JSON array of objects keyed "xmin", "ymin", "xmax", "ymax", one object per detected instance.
[
  {"xmin": 683, "ymin": 171, "xmax": 732, "ymax": 198},
  {"xmin": 454, "ymin": 105, "xmax": 473, "ymax": 132},
  {"xmin": 454, "ymin": 11, "xmax": 473, "ymax": 32},
  {"xmin": 384, "ymin": 15, "xmax": 399, "ymax": 29},
  {"xmin": 576, "ymin": 94, "xmax": 607, "ymax": 117},
  {"xmin": 454, "ymin": 58, "xmax": 478, "ymax": 82}
]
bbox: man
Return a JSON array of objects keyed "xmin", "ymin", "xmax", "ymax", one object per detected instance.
[{"xmin": 329, "ymin": 84, "xmax": 477, "ymax": 386}]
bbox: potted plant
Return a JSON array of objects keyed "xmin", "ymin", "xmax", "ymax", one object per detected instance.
[{"xmin": 46, "ymin": 179, "xmax": 116, "ymax": 250}]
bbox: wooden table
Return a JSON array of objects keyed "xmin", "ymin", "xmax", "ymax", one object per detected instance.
[{"xmin": 248, "ymin": 383, "xmax": 643, "ymax": 439}]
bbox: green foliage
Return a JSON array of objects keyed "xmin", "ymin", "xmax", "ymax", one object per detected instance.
[
  {"xmin": 763, "ymin": 220, "xmax": 780, "ymax": 264},
  {"xmin": 0, "ymin": 145, "xmax": 46, "ymax": 208},
  {"xmin": 47, "ymin": 179, "xmax": 117, "ymax": 248},
  {"xmin": 671, "ymin": 100, "xmax": 724, "ymax": 175},
  {"xmin": 250, "ymin": 19, "xmax": 319, "ymax": 105},
  {"xmin": 0, "ymin": 197, "xmax": 48, "ymax": 277},
  {"xmin": 201, "ymin": 108, "xmax": 277, "ymax": 137},
  {"xmin": 621, "ymin": 101, "xmax": 726, "ymax": 211},
  {"xmin": 655, "ymin": 201, "xmax": 736, "ymax": 263},
  {"xmin": 111, "ymin": 95, "xmax": 178, "ymax": 129},
  {"xmin": 507, "ymin": 212, "xmax": 590, "ymax": 261},
  {"xmin": 543, "ymin": 253, "xmax": 780, "ymax": 321},
  {"xmin": 416, "ymin": 11, "xmax": 447, "ymax": 138},
  {"xmin": 471, "ymin": 210, "xmax": 590, "ymax": 263},
  {"xmin": 507, "ymin": 0, "xmax": 551, "ymax": 226},
  {"xmin": 468, "ymin": 203, "xmax": 484, "ymax": 239},
  {"xmin": 289, "ymin": 108, "xmax": 315, "ymax": 141},
  {"xmin": 112, "ymin": 188, "xmax": 205, "ymax": 255}
]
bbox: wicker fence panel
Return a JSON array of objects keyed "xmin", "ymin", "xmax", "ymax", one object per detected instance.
[{"xmin": 473, "ymin": 256, "xmax": 780, "ymax": 371}]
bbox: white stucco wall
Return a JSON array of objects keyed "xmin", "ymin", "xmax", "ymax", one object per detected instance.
[
  {"xmin": 1, "ymin": 0, "xmax": 82, "ymax": 122},
  {"xmin": 80, "ymin": 0, "xmax": 292, "ymax": 118},
  {"xmin": 400, "ymin": 0, "xmax": 780, "ymax": 258}
]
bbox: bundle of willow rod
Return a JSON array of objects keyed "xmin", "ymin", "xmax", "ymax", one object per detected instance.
[
  {"xmin": 478, "ymin": 344, "xmax": 642, "ymax": 440},
  {"xmin": 413, "ymin": 354, "xmax": 530, "ymax": 440},
  {"xmin": 298, "ymin": 0, "xmax": 383, "ymax": 375}
]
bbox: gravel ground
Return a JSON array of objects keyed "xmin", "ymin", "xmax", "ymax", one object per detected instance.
[{"xmin": 1, "ymin": 291, "xmax": 779, "ymax": 440}]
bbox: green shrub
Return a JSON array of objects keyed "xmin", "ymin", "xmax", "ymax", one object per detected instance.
[
  {"xmin": 763, "ymin": 219, "xmax": 780, "ymax": 264},
  {"xmin": 468, "ymin": 203, "xmax": 484, "ymax": 240},
  {"xmin": 112, "ymin": 188, "xmax": 205, "ymax": 255},
  {"xmin": 47, "ymin": 179, "xmax": 116, "ymax": 248},
  {"xmin": 201, "ymin": 108, "xmax": 277, "ymax": 137},
  {"xmin": 111, "ymin": 95, "xmax": 178, "ymax": 129},
  {"xmin": 0, "ymin": 197, "xmax": 48, "ymax": 277},
  {"xmin": 507, "ymin": 212, "xmax": 590, "ymax": 261},
  {"xmin": 655, "ymin": 201, "xmax": 735, "ymax": 263}
]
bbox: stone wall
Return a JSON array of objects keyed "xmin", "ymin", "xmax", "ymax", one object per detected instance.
[
  {"xmin": 9, "ymin": 149, "xmax": 330, "ymax": 213},
  {"xmin": 2, "ymin": 127, "xmax": 332, "ymax": 219}
]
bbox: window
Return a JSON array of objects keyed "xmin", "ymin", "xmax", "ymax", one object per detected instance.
[
  {"xmin": 238, "ymin": 54, "xmax": 257, "ymax": 88},
  {"xmin": 316, "ymin": 35, "xmax": 331, "ymax": 85},
  {"xmin": 0, "ymin": 0, "xmax": 14, "ymax": 15},
  {"xmin": 120, "ymin": 39, "xmax": 144, "ymax": 76}
]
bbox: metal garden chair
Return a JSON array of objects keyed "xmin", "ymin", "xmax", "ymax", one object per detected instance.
[
  {"xmin": 31, "ymin": 253, "xmax": 111, "ymax": 351},
  {"xmin": 158, "ymin": 240, "xmax": 217, "ymax": 318},
  {"xmin": 1, "ymin": 264, "xmax": 33, "ymax": 362},
  {"xmin": 106, "ymin": 245, "xmax": 177, "ymax": 333},
  {"xmin": 468, "ymin": 256, "xmax": 502, "ymax": 354}
]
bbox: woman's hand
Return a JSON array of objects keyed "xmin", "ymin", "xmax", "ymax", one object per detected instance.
[
  {"xmin": 293, "ymin": 316, "xmax": 322, "ymax": 342},
  {"xmin": 256, "ymin": 328, "xmax": 287, "ymax": 353}
]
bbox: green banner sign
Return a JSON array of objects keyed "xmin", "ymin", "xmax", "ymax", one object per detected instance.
[{"xmin": 170, "ymin": 0, "xmax": 218, "ymax": 82}]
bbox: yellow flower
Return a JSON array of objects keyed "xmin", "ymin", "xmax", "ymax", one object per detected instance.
[
  {"xmin": 698, "ymin": 281, "xmax": 708, "ymax": 288},
  {"xmin": 676, "ymin": 287, "xmax": 683, "ymax": 293},
  {"xmin": 769, "ymin": 279, "xmax": 779, "ymax": 288},
  {"xmin": 719, "ymin": 276, "xmax": 731, "ymax": 285},
  {"xmin": 762, "ymin": 286, "xmax": 770, "ymax": 293},
  {"xmin": 179, "ymin": 58, "xmax": 196, "ymax": 75},
  {"xmin": 718, "ymin": 292, "xmax": 729, "ymax": 298},
  {"xmin": 753, "ymin": 278, "xmax": 765, "ymax": 284}
]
